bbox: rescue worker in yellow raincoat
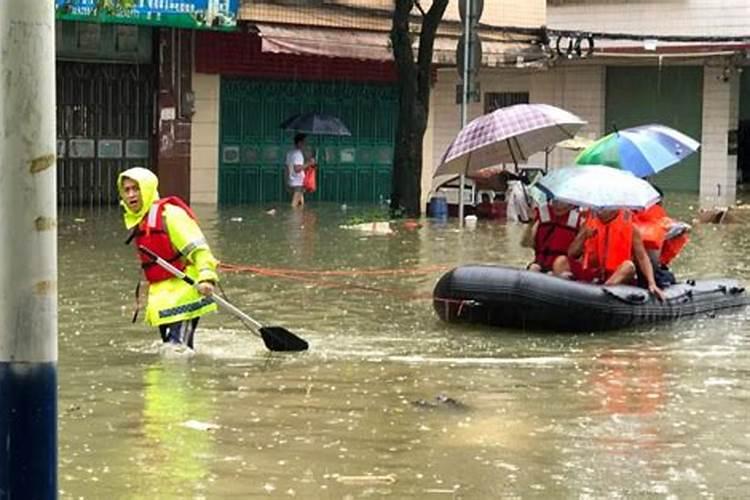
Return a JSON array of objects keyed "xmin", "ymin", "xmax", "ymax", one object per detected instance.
[{"xmin": 118, "ymin": 167, "xmax": 218, "ymax": 349}]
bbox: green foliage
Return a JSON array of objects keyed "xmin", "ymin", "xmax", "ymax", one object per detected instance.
[
  {"xmin": 93, "ymin": 0, "xmax": 136, "ymax": 15},
  {"xmin": 56, "ymin": 0, "xmax": 136, "ymax": 16}
]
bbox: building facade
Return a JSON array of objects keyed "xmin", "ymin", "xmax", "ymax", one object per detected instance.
[{"xmin": 544, "ymin": 0, "xmax": 750, "ymax": 207}]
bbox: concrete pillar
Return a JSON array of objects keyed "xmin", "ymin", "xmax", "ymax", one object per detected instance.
[
  {"xmin": 700, "ymin": 66, "xmax": 740, "ymax": 207},
  {"xmin": 0, "ymin": 1, "xmax": 58, "ymax": 497},
  {"xmin": 190, "ymin": 73, "xmax": 221, "ymax": 205}
]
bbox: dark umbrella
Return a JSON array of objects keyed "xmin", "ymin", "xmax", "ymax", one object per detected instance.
[{"xmin": 280, "ymin": 112, "xmax": 352, "ymax": 136}]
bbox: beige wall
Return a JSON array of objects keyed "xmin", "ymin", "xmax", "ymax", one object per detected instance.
[
  {"xmin": 444, "ymin": 0, "xmax": 546, "ymax": 28},
  {"xmin": 549, "ymin": 0, "xmax": 750, "ymax": 37},
  {"xmin": 190, "ymin": 73, "xmax": 220, "ymax": 205}
]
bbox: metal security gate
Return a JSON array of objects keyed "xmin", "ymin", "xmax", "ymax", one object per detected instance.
[
  {"xmin": 605, "ymin": 66, "xmax": 703, "ymax": 191},
  {"xmin": 219, "ymin": 79, "xmax": 397, "ymax": 204},
  {"xmin": 56, "ymin": 62, "xmax": 155, "ymax": 208}
]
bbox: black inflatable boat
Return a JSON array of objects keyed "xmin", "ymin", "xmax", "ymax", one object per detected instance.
[{"xmin": 433, "ymin": 265, "xmax": 749, "ymax": 332}]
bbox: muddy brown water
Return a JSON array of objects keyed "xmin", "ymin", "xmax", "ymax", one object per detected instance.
[{"xmin": 58, "ymin": 197, "xmax": 750, "ymax": 498}]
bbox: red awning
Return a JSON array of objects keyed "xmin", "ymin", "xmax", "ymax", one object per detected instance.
[{"xmin": 255, "ymin": 23, "xmax": 541, "ymax": 66}]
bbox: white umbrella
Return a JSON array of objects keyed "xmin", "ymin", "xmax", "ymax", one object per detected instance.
[{"xmin": 537, "ymin": 165, "xmax": 661, "ymax": 210}]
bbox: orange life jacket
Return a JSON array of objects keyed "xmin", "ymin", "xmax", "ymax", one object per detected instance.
[
  {"xmin": 661, "ymin": 233, "xmax": 689, "ymax": 266},
  {"xmin": 634, "ymin": 204, "xmax": 689, "ymax": 264},
  {"xmin": 583, "ymin": 210, "xmax": 633, "ymax": 276},
  {"xmin": 130, "ymin": 196, "xmax": 197, "ymax": 283},
  {"xmin": 534, "ymin": 204, "xmax": 581, "ymax": 269},
  {"xmin": 634, "ymin": 204, "xmax": 668, "ymax": 251}
]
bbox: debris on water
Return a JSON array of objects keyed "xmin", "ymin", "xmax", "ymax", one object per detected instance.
[
  {"xmin": 181, "ymin": 420, "xmax": 220, "ymax": 431},
  {"xmin": 230, "ymin": 217, "xmax": 243, "ymax": 222},
  {"xmin": 73, "ymin": 218, "xmax": 86, "ymax": 223},
  {"xmin": 266, "ymin": 208, "xmax": 277, "ymax": 216},
  {"xmin": 411, "ymin": 394, "xmax": 469, "ymax": 411},
  {"xmin": 340, "ymin": 221, "xmax": 393, "ymax": 235},
  {"xmin": 335, "ymin": 473, "xmax": 397, "ymax": 485}
]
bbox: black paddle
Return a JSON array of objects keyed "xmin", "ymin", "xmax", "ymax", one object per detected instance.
[{"xmin": 138, "ymin": 245, "xmax": 308, "ymax": 352}]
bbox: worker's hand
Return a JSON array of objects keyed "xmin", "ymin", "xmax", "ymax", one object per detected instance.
[
  {"xmin": 648, "ymin": 282, "xmax": 666, "ymax": 302},
  {"xmin": 196, "ymin": 280, "xmax": 215, "ymax": 297}
]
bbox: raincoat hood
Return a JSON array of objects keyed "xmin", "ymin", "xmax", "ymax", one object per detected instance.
[{"xmin": 118, "ymin": 167, "xmax": 160, "ymax": 229}]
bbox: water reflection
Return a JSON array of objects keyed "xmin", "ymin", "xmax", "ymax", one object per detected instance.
[{"xmin": 136, "ymin": 361, "xmax": 217, "ymax": 497}]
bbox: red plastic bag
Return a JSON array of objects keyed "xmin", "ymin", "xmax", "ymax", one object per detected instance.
[{"xmin": 304, "ymin": 165, "xmax": 317, "ymax": 193}]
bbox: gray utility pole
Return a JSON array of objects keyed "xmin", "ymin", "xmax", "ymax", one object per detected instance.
[
  {"xmin": 457, "ymin": 0, "xmax": 482, "ymax": 226},
  {"xmin": 0, "ymin": 1, "xmax": 58, "ymax": 498},
  {"xmin": 458, "ymin": 0, "xmax": 471, "ymax": 226}
]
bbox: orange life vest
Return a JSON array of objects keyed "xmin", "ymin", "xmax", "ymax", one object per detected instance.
[
  {"xmin": 661, "ymin": 232, "xmax": 689, "ymax": 266},
  {"xmin": 634, "ymin": 204, "xmax": 689, "ymax": 265},
  {"xmin": 583, "ymin": 210, "xmax": 633, "ymax": 276},
  {"xmin": 534, "ymin": 204, "xmax": 581, "ymax": 269},
  {"xmin": 130, "ymin": 196, "xmax": 197, "ymax": 283},
  {"xmin": 634, "ymin": 204, "xmax": 668, "ymax": 251}
]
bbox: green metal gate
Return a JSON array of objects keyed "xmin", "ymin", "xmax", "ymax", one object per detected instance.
[
  {"xmin": 606, "ymin": 66, "xmax": 703, "ymax": 191},
  {"xmin": 219, "ymin": 79, "xmax": 397, "ymax": 204}
]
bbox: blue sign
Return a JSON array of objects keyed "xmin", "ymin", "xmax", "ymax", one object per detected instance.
[{"xmin": 56, "ymin": 0, "xmax": 239, "ymax": 30}]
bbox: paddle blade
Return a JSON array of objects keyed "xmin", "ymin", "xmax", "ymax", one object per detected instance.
[{"xmin": 259, "ymin": 326, "xmax": 309, "ymax": 352}]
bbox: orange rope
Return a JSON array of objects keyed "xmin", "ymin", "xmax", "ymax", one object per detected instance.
[
  {"xmin": 218, "ymin": 262, "xmax": 448, "ymax": 277},
  {"xmin": 217, "ymin": 262, "xmax": 450, "ymax": 301}
]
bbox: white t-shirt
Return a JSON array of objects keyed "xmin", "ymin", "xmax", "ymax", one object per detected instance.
[{"xmin": 286, "ymin": 148, "xmax": 305, "ymax": 187}]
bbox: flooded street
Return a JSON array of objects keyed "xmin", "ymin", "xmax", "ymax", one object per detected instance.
[{"xmin": 58, "ymin": 199, "xmax": 750, "ymax": 499}]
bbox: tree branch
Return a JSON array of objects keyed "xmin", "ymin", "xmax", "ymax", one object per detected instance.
[
  {"xmin": 414, "ymin": 0, "xmax": 426, "ymax": 16},
  {"xmin": 416, "ymin": 0, "xmax": 449, "ymax": 106}
]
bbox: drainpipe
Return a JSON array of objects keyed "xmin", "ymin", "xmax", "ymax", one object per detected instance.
[{"xmin": 0, "ymin": 1, "xmax": 58, "ymax": 498}]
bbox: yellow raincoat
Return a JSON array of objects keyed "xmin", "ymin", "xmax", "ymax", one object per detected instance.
[{"xmin": 118, "ymin": 167, "xmax": 218, "ymax": 326}]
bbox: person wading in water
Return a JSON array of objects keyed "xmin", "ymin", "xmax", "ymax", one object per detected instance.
[{"xmin": 119, "ymin": 167, "xmax": 219, "ymax": 349}]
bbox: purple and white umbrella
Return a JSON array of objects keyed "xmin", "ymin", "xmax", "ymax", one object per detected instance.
[{"xmin": 434, "ymin": 104, "xmax": 587, "ymax": 177}]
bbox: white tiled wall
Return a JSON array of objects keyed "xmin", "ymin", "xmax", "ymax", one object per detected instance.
[
  {"xmin": 528, "ymin": 65, "xmax": 606, "ymax": 168},
  {"xmin": 700, "ymin": 66, "xmax": 739, "ymax": 207},
  {"xmin": 549, "ymin": 0, "xmax": 750, "ymax": 37},
  {"xmin": 190, "ymin": 73, "xmax": 220, "ymax": 205}
]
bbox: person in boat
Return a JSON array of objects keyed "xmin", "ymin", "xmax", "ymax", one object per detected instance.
[
  {"xmin": 524, "ymin": 200, "xmax": 582, "ymax": 274},
  {"xmin": 119, "ymin": 167, "xmax": 219, "ymax": 349},
  {"xmin": 559, "ymin": 208, "xmax": 666, "ymax": 300}
]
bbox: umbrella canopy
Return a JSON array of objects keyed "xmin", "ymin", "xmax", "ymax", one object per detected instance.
[
  {"xmin": 280, "ymin": 112, "xmax": 352, "ymax": 136},
  {"xmin": 434, "ymin": 103, "xmax": 586, "ymax": 177},
  {"xmin": 537, "ymin": 165, "xmax": 661, "ymax": 210},
  {"xmin": 575, "ymin": 124, "xmax": 700, "ymax": 177}
]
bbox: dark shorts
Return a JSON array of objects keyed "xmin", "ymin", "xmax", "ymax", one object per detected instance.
[
  {"xmin": 290, "ymin": 186, "xmax": 304, "ymax": 193},
  {"xmin": 159, "ymin": 318, "xmax": 200, "ymax": 349}
]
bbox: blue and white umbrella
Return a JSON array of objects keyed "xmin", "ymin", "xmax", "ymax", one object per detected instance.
[
  {"xmin": 575, "ymin": 124, "xmax": 700, "ymax": 178},
  {"xmin": 537, "ymin": 165, "xmax": 661, "ymax": 210}
]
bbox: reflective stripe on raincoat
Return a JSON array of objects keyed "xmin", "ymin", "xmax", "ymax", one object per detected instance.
[{"xmin": 118, "ymin": 167, "xmax": 218, "ymax": 326}]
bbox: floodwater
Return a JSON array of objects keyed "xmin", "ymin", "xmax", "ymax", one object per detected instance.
[{"xmin": 58, "ymin": 197, "xmax": 750, "ymax": 499}]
